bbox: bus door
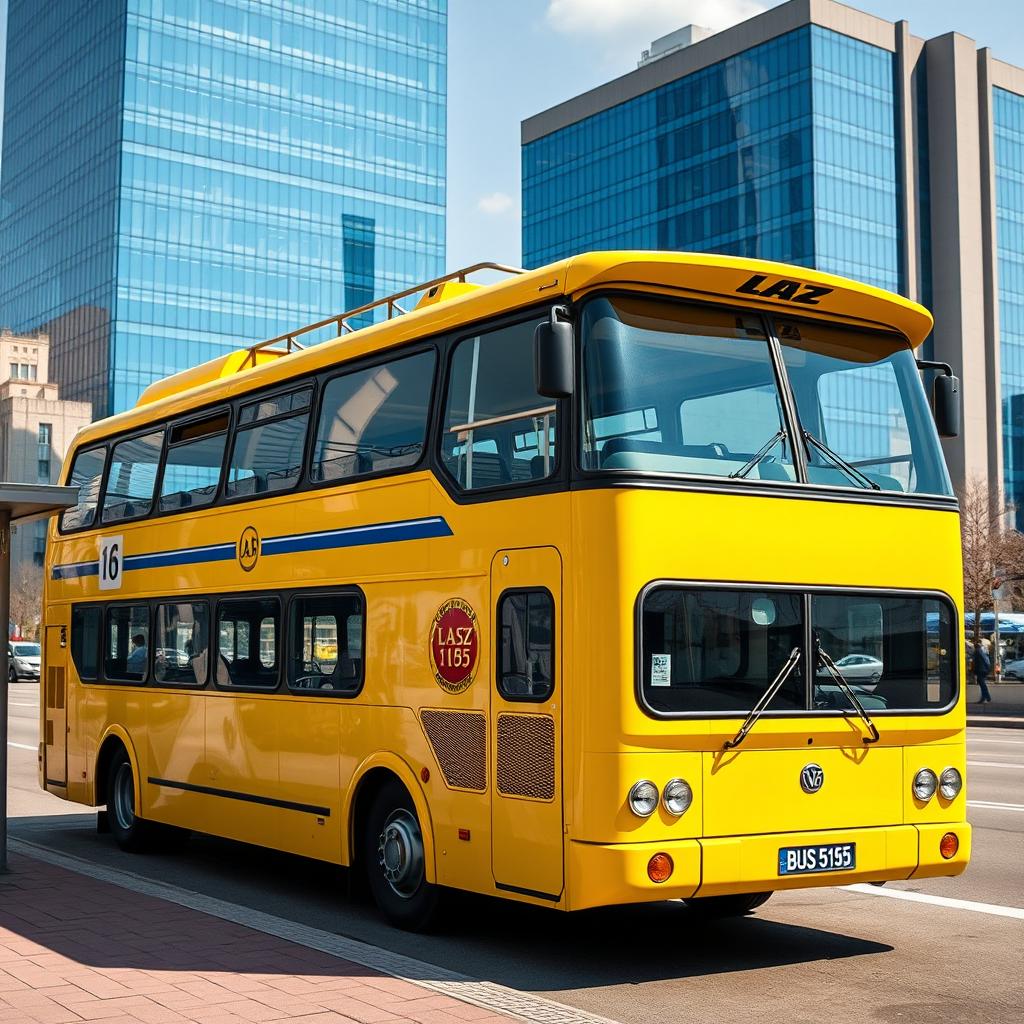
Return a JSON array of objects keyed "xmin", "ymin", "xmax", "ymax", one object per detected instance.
[
  {"xmin": 43, "ymin": 624, "xmax": 68, "ymax": 786},
  {"xmin": 489, "ymin": 546, "xmax": 564, "ymax": 901}
]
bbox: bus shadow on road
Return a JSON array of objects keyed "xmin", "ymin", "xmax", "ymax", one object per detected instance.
[{"xmin": 7, "ymin": 819, "xmax": 893, "ymax": 990}]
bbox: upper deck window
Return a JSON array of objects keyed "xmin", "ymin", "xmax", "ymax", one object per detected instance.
[
  {"xmin": 776, "ymin": 319, "xmax": 953, "ymax": 496},
  {"xmin": 441, "ymin": 317, "xmax": 556, "ymax": 491},
  {"xmin": 159, "ymin": 412, "xmax": 229, "ymax": 512},
  {"xmin": 311, "ymin": 351, "xmax": 435, "ymax": 483},
  {"xmin": 226, "ymin": 388, "xmax": 311, "ymax": 498},
  {"xmin": 102, "ymin": 431, "xmax": 165, "ymax": 523},
  {"xmin": 61, "ymin": 446, "xmax": 106, "ymax": 531},
  {"xmin": 580, "ymin": 297, "xmax": 796, "ymax": 482}
]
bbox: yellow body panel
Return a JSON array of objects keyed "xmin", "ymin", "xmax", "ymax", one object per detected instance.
[{"xmin": 42, "ymin": 252, "xmax": 967, "ymax": 914}]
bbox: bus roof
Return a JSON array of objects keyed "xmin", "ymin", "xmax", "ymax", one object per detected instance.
[{"xmin": 74, "ymin": 251, "xmax": 932, "ymax": 447}]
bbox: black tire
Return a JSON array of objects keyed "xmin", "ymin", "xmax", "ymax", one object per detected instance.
[
  {"xmin": 363, "ymin": 779, "xmax": 439, "ymax": 931},
  {"xmin": 106, "ymin": 747, "xmax": 153, "ymax": 853},
  {"xmin": 8, "ymin": 665, "xmax": 15, "ymax": 683},
  {"xmin": 683, "ymin": 892, "xmax": 773, "ymax": 918}
]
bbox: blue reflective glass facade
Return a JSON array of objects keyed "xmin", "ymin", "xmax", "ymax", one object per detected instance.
[
  {"xmin": 1, "ymin": 0, "xmax": 446, "ymax": 415},
  {"xmin": 995, "ymin": 88, "xmax": 1024, "ymax": 524},
  {"xmin": 523, "ymin": 26, "xmax": 900, "ymax": 295}
]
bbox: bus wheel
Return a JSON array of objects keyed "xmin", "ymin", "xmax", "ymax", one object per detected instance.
[
  {"xmin": 364, "ymin": 779, "xmax": 439, "ymax": 931},
  {"xmin": 106, "ymin": 749, "xmax": 152, "ymax": 853},
  {"xmin": 683, "ymin": 892, "xmax": 772, "ymax": 917}
]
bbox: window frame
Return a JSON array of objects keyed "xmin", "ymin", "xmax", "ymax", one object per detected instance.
[
  {"xmin": 58, "ymin": 443, "xmax": 111, "ymax": 534},
  {"xmin": 152, "ymin": 599, "xmax": 212, "ymax": 689},
  {"xmin": 285, "ymin": 588, "xmax": 366, "ymax": 698},
  {"xmin": 100, "ymin": 426, "xmax": 169, "ymax": 526},
  {"xmin": 495, "ymin": 586, "xmax": 556, "ymax": 704},
  {"xmin": 101, "ymin": 602, "xmax": 153, "ymax": 685},
  {"xmin": 153, "ymin": 406, "xmax": 233, "ymax": 514},
  {"xmin": 70, "ymin": 603, "xmax": 103, "ymax": 681},
  {"xmin": 634, "ymin": 579, "xmax": 960, "ymax": 720},
  {"xmin": 572, "ymin": 289, "xmax": 959, "ymax": 512},
  {"xmin": 306, "ymin": 345, "xmax": 438, "ymax": 491},
  {"xmin": 212, "ymin": 594, "xmax": 283, "ymax": 692},
  {"xmin": 435, "ymin": 306, "xmax": 569, "ymax": 502},
  {"xmin": 223, "ymin": 385, "xmax": 316, "ymax": 505}
]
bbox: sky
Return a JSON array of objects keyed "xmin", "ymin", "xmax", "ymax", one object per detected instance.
[{"xmin": 446, "ymin": 0, "xmax": 1024, "ymax": 273}]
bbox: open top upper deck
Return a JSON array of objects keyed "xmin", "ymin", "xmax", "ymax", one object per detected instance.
[{"xmin": 71, "ymin": 251, "xmax": 932, "ymax": 449}]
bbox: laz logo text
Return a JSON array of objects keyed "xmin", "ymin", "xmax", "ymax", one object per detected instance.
[{"xmin": 735, "ymin": 274, "xmax": 834, "ymax": 305}]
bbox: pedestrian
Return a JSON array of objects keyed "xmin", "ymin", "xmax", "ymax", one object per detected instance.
[{"xmin": 974, "ymin": 637, "xmax": 993, "ymax": 704}]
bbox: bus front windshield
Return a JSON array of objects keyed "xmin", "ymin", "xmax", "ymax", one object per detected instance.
[{"xmin": 580, "ymin": 295, "xmax": 953, "ymax": 497}]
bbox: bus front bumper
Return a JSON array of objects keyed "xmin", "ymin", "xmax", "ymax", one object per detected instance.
[{"xmin": 566, "ymin": 822, "xmax": 971, "ymax": 911}]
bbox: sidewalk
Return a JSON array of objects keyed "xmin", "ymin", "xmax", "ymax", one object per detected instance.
[{"xmin": 0, "ymin": 853, "xmax": 511, "ymax": 1024}]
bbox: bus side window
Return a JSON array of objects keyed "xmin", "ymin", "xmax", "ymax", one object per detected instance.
[
  {"xmin": 154, "ymin": 602, "xmax": 209, "ymax": 687},
  {"xmin": 71, "ymin": 605, "xmax": 102, "ymax": 681},
  {"xmin": 310, "ymin": 351, "xmax": 435, "ymax": 483},
  {"xmin": 159, "ymin": 412, "xmax": 229, "ymax": 511},
  {"xmin": 498, "ymin": 590, "xmax": 554, "ymax": 701},
  {"xmin": 61, "ymin": 446, "xmax": 107, "ymax": 531},
  {"xmin": 104, "ymin": 605, "xmax": 151, "ymax": 683},
  {"xmin": 102, "ymin": 430, "xmax": 165, "ymax": 523},
  {"xmin": 288, "ymin": 593, "xmax": 364, "ymax": 695},
  {"xmin": 216, "ymin": 598, "xmax": 280, "ymax": 688},
  {"xmin": 441, "ymin": 317, "xmax": 556, "ymax": 491},
  {"xmin": 226, "ymin": 388, "xmax": 311, "ymax": 498}
]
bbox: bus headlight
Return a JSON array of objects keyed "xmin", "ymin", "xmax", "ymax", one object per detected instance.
[
  {"xmin": 662, "ymin": 778, "xmax": 692, "ymax": 816},
  {"xmin": 628, "ymin": 780, "xmax": 659, "ymax": 818},
  {"xmin": 913, "ymin": 768, "xmax": 938, "ymax": 801},
  {"xmin": 939, "ymin": 767, "xmax": 962, "ymax": 800}
]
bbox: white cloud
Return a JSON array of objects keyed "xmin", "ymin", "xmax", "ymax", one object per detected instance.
[
  {"xmin": 545, "ymin": 0, "xmax": 767, "ymax": 41},
  {"xmin": 476, "ymin": 191, "xmax": 514, "ymax": 215}
]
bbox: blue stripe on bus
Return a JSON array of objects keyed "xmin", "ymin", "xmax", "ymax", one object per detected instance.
[
  {"xmin": 260, "ymin": 516, "xmax": 453, "ymax": 555},
  {"xmin": 50, "ymin": 515, "xmax": 452, "ymax": 580}
]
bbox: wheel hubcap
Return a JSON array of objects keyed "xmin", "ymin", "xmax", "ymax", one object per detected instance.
[
  {"xmin": 113, "ymin": 764, "xmax": 135, "ymax": 830},
  {"xmin": 376, "ymin": 808, "xmax": 423, "ymax": 899}
]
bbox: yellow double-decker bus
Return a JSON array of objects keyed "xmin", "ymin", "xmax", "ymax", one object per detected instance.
[{"xmin": 41, "ymin": 252, "xmax": 969, "ymax": 929}]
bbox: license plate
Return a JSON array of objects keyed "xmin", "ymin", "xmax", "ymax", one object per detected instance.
[{"xmin": 778, "ymin": 842, "xmax": 856, "ymax": 875}]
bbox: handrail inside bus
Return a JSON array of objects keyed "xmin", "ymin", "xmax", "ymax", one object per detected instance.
[
  {"xmin": 448, "ymin": 404, "xmax": 557, "ymax": 438},
  {"xmin": 240, "ymin": 262, "xmax": 527, "ymax": 370}
]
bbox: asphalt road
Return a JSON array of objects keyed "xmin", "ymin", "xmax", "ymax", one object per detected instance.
[{"xmin": 6, "ymin": 685, "xmax": 1024, "ymax": 1024}]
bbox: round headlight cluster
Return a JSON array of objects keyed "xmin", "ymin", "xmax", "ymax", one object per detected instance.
[
  {"xmin": 939, "ymin": 767, "xmax": 963, "ymax": 800},
  {"xmin": 663, "ymin": 778, "xmax": 693, "ymax": 816},
  {"xmin": 913, "ymin": 768, "xmax": 938, "ymax": 801},
  {"xmin": 628, "ymin": 780, "xmax": 659, "ymax": 818},
  {"xmin": 628, "ymin": 778, "xmax": 693, "ymax": 818},
  {"xmin": 913, "ymin": 766, "xmax": 963, "ymax": 802}
]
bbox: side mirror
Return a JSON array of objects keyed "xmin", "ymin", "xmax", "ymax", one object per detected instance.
[
  {"xmin": 933, "ymin": 372, "xmax": 961, "ymax": 439},
  {"xmin": 917, "ymin": 360, "xmax": 961, "ymax": 438},
  {"xmin": 534, "ymin": 309, "xmax": 574, "ymax": 398}
]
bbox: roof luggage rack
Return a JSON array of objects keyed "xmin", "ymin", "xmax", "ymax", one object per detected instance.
[{"xmin": 239, "ymin": 262, "xmax": 525, "ymax": 369}]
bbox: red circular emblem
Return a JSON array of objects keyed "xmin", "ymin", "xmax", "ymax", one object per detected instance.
[{"xmin": 429, "ymin": 598, "xmax": 479, "ymax": 694}]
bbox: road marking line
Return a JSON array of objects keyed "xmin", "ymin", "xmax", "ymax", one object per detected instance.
[
  {"xmin": 969, "ymin": 738, "xmax": 1024, "ymax": 745},
  {"xmin": 9, "ymin": 702, "xmax": 37, "ymax": 708},
  {"xmin": 843, "ymin": 883, "xmax": 1024, "ymax": 920},
  {"xmin": 968, "ymin": 800, "xmax": 1024, "ymax": 812},
  {"xmin": 9, "ymin": 838, "xmax": 619, "ymax": 1024},
  {"xmin": 967, "ymin": 760, "xmax": 1024, "ymax": 769},
  {"xmin": 7, "ymin": 741, "xmax": 35, "ymax": 750}
]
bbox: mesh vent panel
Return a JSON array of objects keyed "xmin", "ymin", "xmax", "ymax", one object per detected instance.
[
  {"xmin": 420, "ymin": 709, "xmax": 486, "ymax": 791},
  {"xmin": 496, "ymin": 714, "xmax": 555, "ymax": 800}
]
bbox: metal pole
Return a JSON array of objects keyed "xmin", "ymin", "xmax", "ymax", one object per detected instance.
[{"xmin": 0, "ymin": 509, "xmax": 11, "ymax": 872}]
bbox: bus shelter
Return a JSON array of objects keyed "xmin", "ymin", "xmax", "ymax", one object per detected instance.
[{"xmin": 0, "ymin": 483, "xmax": 78, "ymax": 872}]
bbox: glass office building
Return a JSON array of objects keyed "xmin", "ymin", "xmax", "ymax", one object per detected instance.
[
  {"xmin": 0, "ymin": 0, "xmax": 446, "ymax": 416},
  {"xmin": 522, "ymin": 0, "xmax": 1024, "ymax": 513}
]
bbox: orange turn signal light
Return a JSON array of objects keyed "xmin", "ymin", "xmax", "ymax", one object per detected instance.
[
  {"xmin": 647, "ymin": 852, "xmax": 674, "ymax": 883},
  {"xmin": 940, "ymin": 832, "xmax": 959, "ymax": 859}
]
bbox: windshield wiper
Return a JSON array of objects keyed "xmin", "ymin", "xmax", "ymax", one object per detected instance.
[
  {"xmin": 802, "ymin": 430, "xmax": 880, "ymax": 490},
  {"xmin": 815, "ymin": 642, "xmax": 881, "ymax": 744},
  {"xmin": 723, "ymin": 647, "xmax": 802, "ymax": 750},
  {"xmin": 730, "ymin": 428, "xmax": 787, "ymax": 479}
]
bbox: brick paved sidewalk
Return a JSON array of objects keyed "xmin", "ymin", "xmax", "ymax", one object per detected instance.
[{"xmin": 0, "ymin": 854, "xmax": 512, "ymax": 1024}]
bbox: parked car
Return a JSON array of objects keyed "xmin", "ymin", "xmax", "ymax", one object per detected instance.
[
  {"xmin": 8, "ymin": 641, "xmax": 41, "ymax": 682},
  {"xmin": 816, "ymin": 653, "xmax": 884, "ymax": 688},
  {"xmin": 1001, "ymin": 657, "xmax": 1024, "ymax": 679}
]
